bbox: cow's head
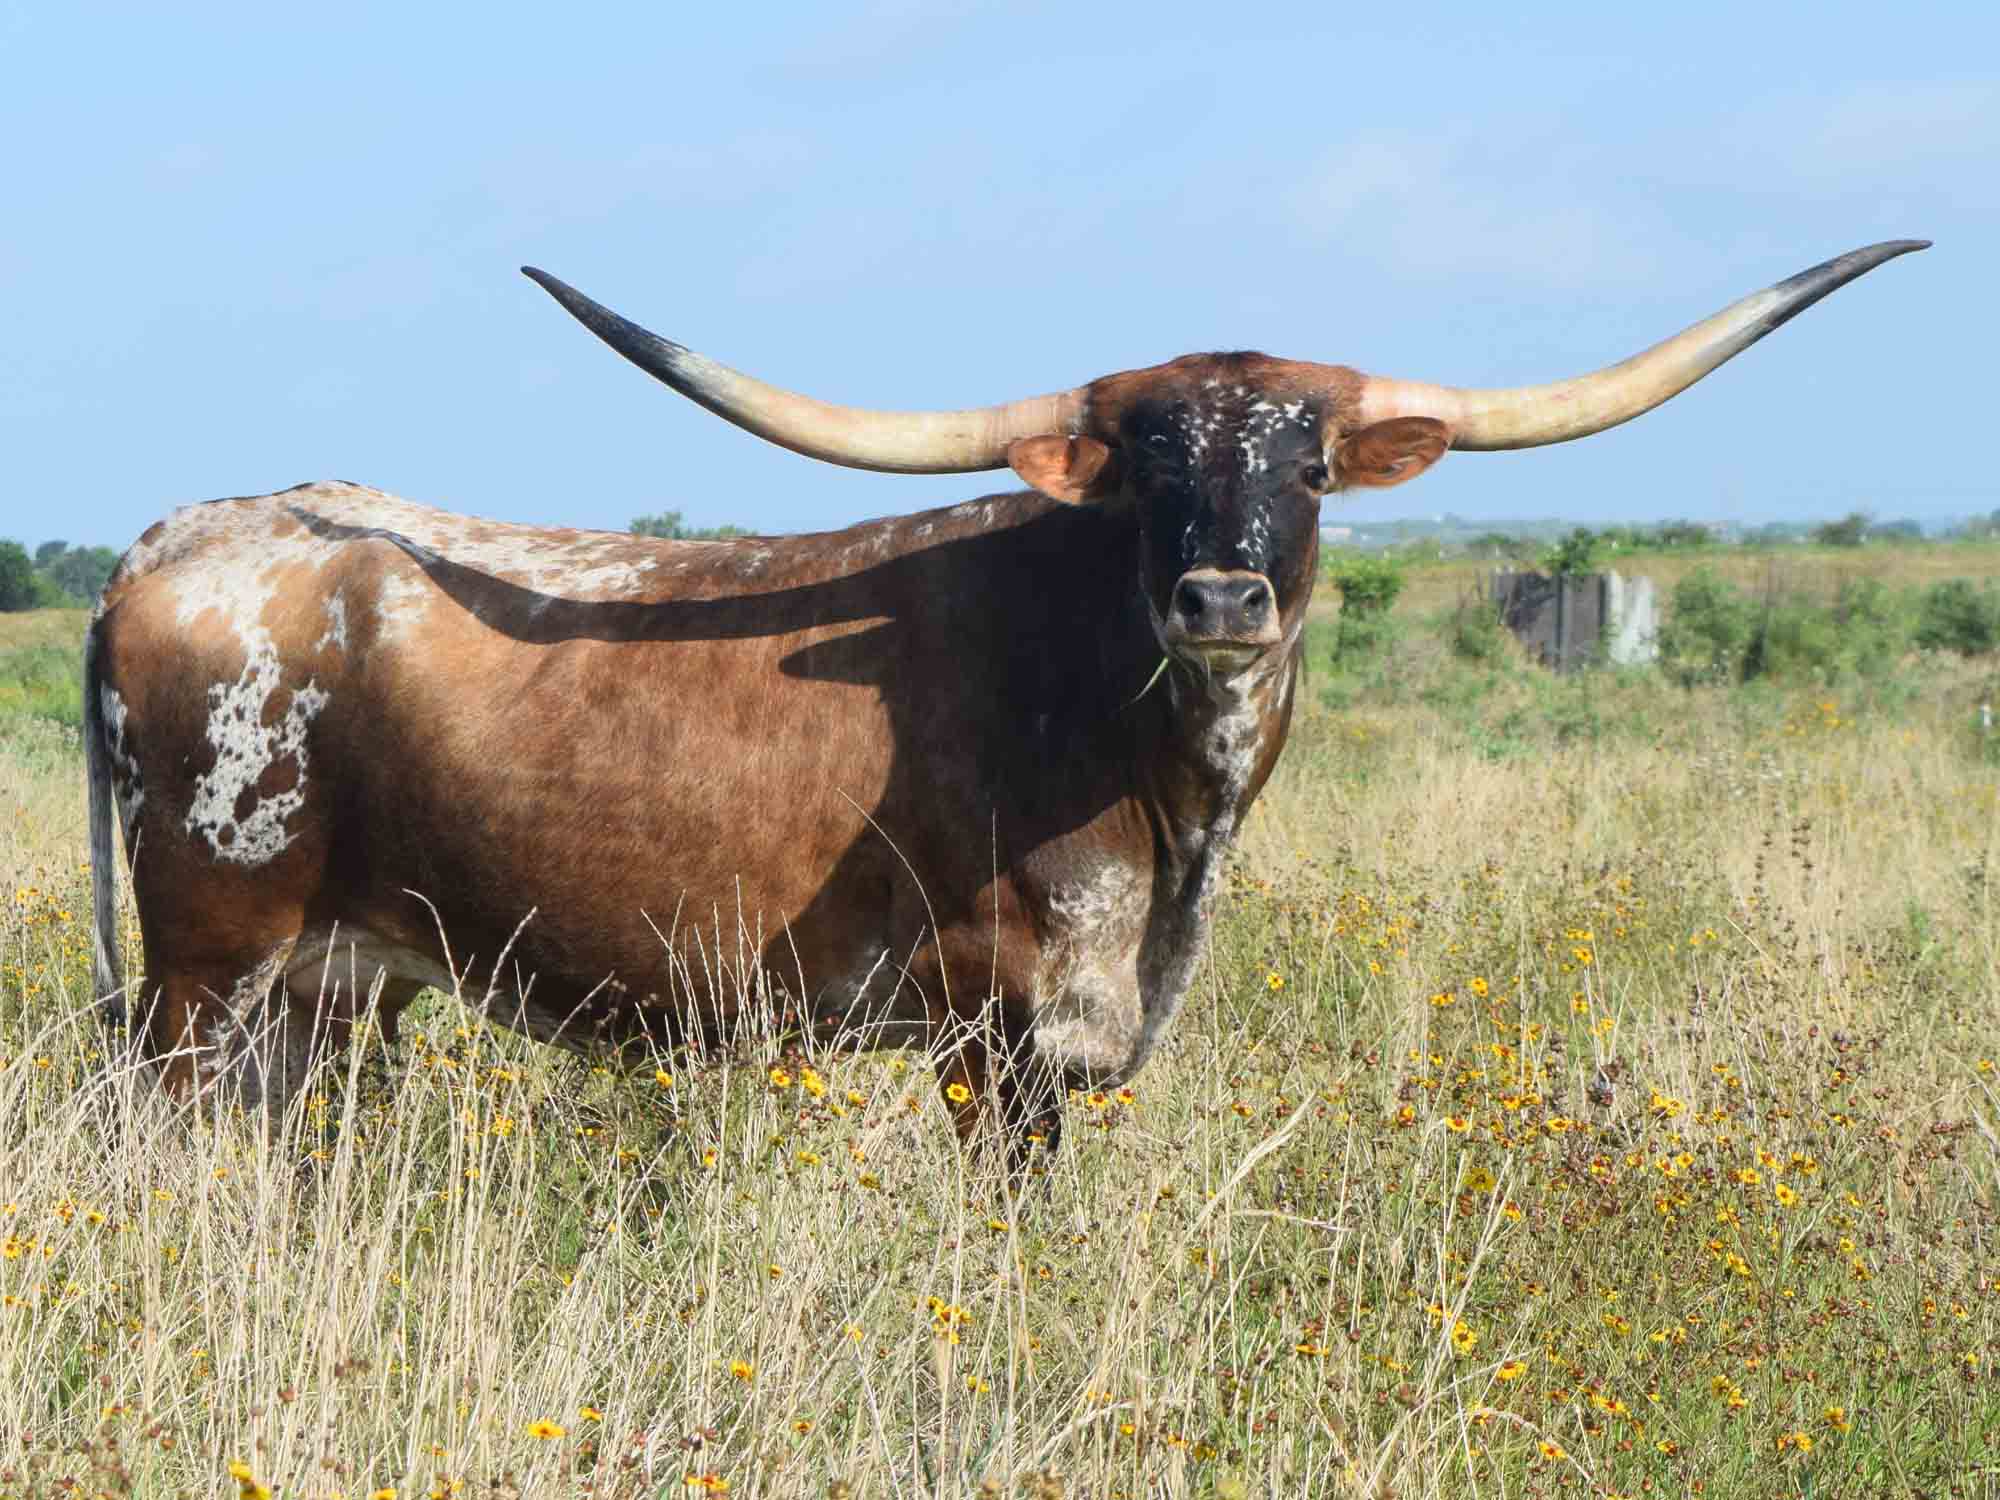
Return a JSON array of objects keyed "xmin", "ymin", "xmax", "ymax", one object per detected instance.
[
  {"xmin": 1002, "ymin": 353, "xmax": 1447, "ymax": 678},
  {"xmin": 523, "ymin": 241, "xmax": 1925, "ymax": 679}
]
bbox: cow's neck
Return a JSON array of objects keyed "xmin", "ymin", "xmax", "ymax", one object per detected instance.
[
  {"xmin": 1067, "ymin": 633, "xmax": 1297, "ymax": 1085},
  {"xmin": 1139, "ymin": 635, "xmax": 1299, "ymax": 875}
]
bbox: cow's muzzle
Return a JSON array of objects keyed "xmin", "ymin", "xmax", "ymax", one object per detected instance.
[{"xmin": 1164, "ymin": 568, "xmax": 1280, "ymax": 669}]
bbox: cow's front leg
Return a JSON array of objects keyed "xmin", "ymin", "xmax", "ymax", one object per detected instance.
[{"xmin": 931, "ymin": 1023, "xmax": 1064, "ymax": 1177}]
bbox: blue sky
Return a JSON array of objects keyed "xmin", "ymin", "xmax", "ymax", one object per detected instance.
[{"xmin": 3, "ymin": 1, "xmax": 1993, "ymax": 547}]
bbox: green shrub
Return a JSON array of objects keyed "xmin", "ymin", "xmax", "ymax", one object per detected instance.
[
  {"xmin": 0, "ymin": 640, "xmax": 83, "ymax": 730},
  {"xmin": 1914, "ymin": 579, "xmax": 2000, "ymax": 656},
  {"xmin": 1657, "ymin": 566, "xmax": 1754, "ymax": 686},
  {"xmin": 1331, "ymin": 606, "xmax": 1403, "ymax": 670},
  {"xmin": 1811, "ymin": 511, "xmax": 1870, "ymax": 547},
  {"xmin": 0, "ymin": 542, "xmax": 37, "ymax": 612},
  {"xmin": 1652, "ymin": 519, "xmax": 1713, "ymax": 549},
  {"xmin": 1658, "ymin": 569, "xmax": 1918, "ymax": 686},
  {"xmin": 1327, "ymin": 553, "xmax": 1408, "ymax": 667},
  {"xmin": 1445, "ymin": 591, "xmax": 1509, "ymax": 663},
  {"xmin": 1538, "ymin": 526, "xmax": 1600, "ymax": 578},
  {"xmin": 1830, "ymin": 576, "xmax": 1915, "ymax": 676},
  {"xmin": 1327, "ymin": 553, "xmax": 1406, "ymax": 615}
]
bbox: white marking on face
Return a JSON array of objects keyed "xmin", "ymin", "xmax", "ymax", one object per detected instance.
[
  {"xmin": 1174, "ymin": 401, "xmax": 1219, "ymax": 465},
  {"xmin": 99, "ymin": 685, "xmax": 145, "ymax": 837},
  {"xmin": 1232, "ymin": 396, "xmax": 1319, "ymax": 484},
  {"xmin": 184, "ymin": 631, "xmax": 328, "ymax": 866}
]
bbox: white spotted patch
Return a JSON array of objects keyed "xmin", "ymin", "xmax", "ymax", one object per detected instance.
[
  {"xmin": 99, "ymin": 685, "xmax": 144, "ymax": 838},
  {"xmin": 371, "ymin": 568, "xmax": 431, "ymax": 645},
  {"xmin": 315, "ymin": 592, "xmax": 348, "ymax": 653},
  {"xmin": 1172, "ymin": 392, "xmax": 1318, "ymax": 483},
  {"xmin": 1046, "ymin": 864, "xmax": 1147, "ymax": 941},
  {"xmin": 1030, "ymin": 864, "xmax": 1151, "ymax": 1078},
  {"xmin": 419, "ymin": 528, "xmax": 665, "ymax": 596},
  {"xmin": 184, "ymin": 632, "xmax": 328, "ymax": 866}
]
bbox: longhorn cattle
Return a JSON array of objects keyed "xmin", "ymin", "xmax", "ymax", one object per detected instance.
[{"xmin": 87, "ymin": 241, "xmax": 1924, "ymax": 1148}]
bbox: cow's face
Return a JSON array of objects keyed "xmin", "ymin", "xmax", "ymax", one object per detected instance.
[
  {"xmin": 1119, "ymin": 367, "xmax": 1330, "ymax": 675},
  {"xmin": 1007, "ymin": 354, "xmax": 1451, "ymax": 681}
]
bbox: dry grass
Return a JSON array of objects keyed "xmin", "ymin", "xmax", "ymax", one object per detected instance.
[
  {"xmin": 0, "ymin": 610, "xmax": 91, "ymax": 655},
  {"xmin": 2, "ymin": 602, "xmax": 1996, "ymax": 1499}
]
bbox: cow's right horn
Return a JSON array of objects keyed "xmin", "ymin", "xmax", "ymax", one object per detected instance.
[{"xmin": 524, "ymin": 268, "xmax": 1087, "ymax": 474}]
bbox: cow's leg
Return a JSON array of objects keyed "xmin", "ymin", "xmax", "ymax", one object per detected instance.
[
  {"xmin": 361, "ymin": 977, "xmax": 425, "ymax": 1048},
  {"xmin": 935, "ymin": 1045, "xmax": 992, "ymax": 1144},
  {"xmin": 931, "ymin": 1006, "xmax": 1063, "ymax": 1174},
  {"xmin": 285, "ymin": 962, "xmax": 428, "ymax": 1053},
  {"xmin": 926, "ymin": 928, "xmax": 1066, "ymax": 1169},
  {"xmin": 145, "ymin": 959, "xmax": 433, "ymax": 1120},
  {"xmin": 139, "ymin": 943, "xmax": 296, "ymax": 1108},
  {"xmin": 1000, "ymin": 1039, "xmax": 1065, "ymax": 1172}
]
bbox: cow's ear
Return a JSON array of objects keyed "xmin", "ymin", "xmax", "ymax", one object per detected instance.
[
  {"xmin": 1007, "ymin": 435, "xmax": 1122, "ymax": 504},
  {"xmin": 1332, "ymin": 417, "xmax": 1451, "ymax": 490}
]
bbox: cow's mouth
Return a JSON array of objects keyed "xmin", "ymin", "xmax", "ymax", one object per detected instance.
[{"xmin": 1175, "ymin": 639, "xmax": 1267, "ymax": 674}]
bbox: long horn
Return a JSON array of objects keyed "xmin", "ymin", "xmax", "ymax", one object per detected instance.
[
  {"xmin": 523, "ymin": 268, "xmax": 1085, "ymax": 473},
  {"xmin": 1354, "ymin": 240, "xmax": 1929, "ymax": 450}
]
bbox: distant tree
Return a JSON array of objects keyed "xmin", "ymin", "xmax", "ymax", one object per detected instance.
[
  {"xmin": 630, "ymin": 510, "xmax": 752, "ymax": 541},
  {"xmin": 34, "ymin": 539, "xmax": 68, "ymax": 568},
  {"xmin": 1747, "ymin": 521, "xmax": 1806, "ymax": 546},
  {"xmin": 41, "ymin": 543, "xmax": 119, "ymax": 603},
  {"xmin": 1595, "ymin": 524, "xmax": 1644, "ymax": 552},
  {"xmin": 1539, "ymin": 526, "xmax": 1600, "ymax": 578},
  {"xmin": 1867, "ymin": 517, "xmax": 1924, "ymax": 542},
  {"xmin": 0, "ymin": 541, "xmax": 39, "ymax": 611},
  {"xmin": 1652, "ymin": 519, "xmax": 1712, "ymax": 549},
  {"xmin": 1466, "ymin": 530, "xmax": 1531, "ymax": 560},
  {"xmin": 1811, "ymin": 511, "xmax": 1871, "ymax": 548}
]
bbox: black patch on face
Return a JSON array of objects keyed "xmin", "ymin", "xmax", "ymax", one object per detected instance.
[{"xmin": 1118, "ymin": 368, "xmax": 1327, "ymax": 618}]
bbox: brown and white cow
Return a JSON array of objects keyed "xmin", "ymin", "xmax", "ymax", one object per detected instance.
[{"xmin": 86, "ymin": 241, "xmax": 1924, "ymax": 1146}]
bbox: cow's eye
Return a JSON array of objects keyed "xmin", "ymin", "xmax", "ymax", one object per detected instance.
[{"xmin": 1300, "ymin": 461, "xmax": 1329, "ymax": 491}]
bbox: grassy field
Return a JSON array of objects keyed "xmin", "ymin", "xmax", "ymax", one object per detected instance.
[
  {"xmin": 2, "ymin": 553, "xmax": 1997, "ymax": 1499},
  {"xmin": 1385, "ymin": 537, "xmax": 2000, "ymax": 618}
]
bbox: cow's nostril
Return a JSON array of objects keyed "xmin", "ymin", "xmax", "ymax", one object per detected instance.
[{"xmin": 1173, "ymin": 577, "xmax": 1214, "ymax": 624}]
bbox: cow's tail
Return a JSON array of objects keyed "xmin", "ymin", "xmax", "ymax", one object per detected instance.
[{"xmin": 83, "ymin": 618, "xmax": 126, "ymax": 1025}]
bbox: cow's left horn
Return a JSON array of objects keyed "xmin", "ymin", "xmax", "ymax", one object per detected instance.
[
  {"xmin": 1353, "ymin": 240, "xmax": 1928, "ymax": 450},
  {"xmin": 524, "ymin": 268, "xmax": 1086, "ymax": 473}
]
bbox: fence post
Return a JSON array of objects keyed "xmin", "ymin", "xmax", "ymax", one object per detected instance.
[{"xmin": 1554, "ymin": 574, "xmax": 1568, "ymax": 670}]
